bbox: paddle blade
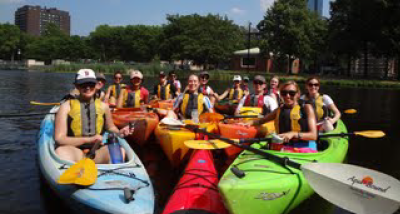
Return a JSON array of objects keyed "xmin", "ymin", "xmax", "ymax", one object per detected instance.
[
  {"xmin": 355, "ymin": 130, "xmax": 386, "ymax": 138},
  {"xmin": 302, "ymin": 163, "xmax": 400, "ymax": 214},
  {"xmin": 344, "ymin": 109, "xmax": 357, "ymax": 114},
  {"xmin": 160, "ymin": 117, "xmax": 185, "ymax": 126},
  {"xmin": 199, "ymin": 112, "xmax": 224, "ymax": 123},
  {"xmin": 184, "ymin": 139, "xmax": 232, "ymax": 150},
  {"xmin": 57, "ymin": 158, "xmax": 98, "ymax": 186},
  {"xmin": 30, "ymin": 101, "xmax": 60, "ymax": 106}
]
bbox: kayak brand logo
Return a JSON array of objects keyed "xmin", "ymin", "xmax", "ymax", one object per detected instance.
[
  {"xmin": 236, "ymin": 130, "xmax": 248, "ymax": 136},
  {"xmin": 255, "ymin": 190, "xmax": 290, "ymax": 200},
  {"xmin": 348, "ymin": 176, "xmax": 391, "ymax": 196}
]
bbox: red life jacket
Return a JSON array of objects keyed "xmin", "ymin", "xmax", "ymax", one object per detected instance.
[{"xmin": 244, "ymin": 94, "xmax": 264, "ymax": 108}]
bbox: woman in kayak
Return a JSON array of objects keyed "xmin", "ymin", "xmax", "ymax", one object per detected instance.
[
  {"xmin": 248, "ymin": 80, "xmax": 317, "ymax": 151},
  {"xmin": 198, "ymin": 71, "xmax": 218, "ymax": 105},
  {"xmin": 95, "ymin": 72, "xmax": 106, "ymax": 101},
  {"xmin": 117, "ymin": 69, "xmax": 149, "ymax": 108},
  {"xmin": 104, "ymin": 71, "xmax": 126, "ymax": 106},
  {"xmin": 300, "ymin": 76, "xmax": 341, "ymax": 132},
  {"xmin": 265, "ymin": 75, "xmax": 280, "ymax": 103},
  {"xmin": 234, "ymin": 75, "xmax": 278, "ymax": 116},
  {"xmin": 169, "ymin": 74, "xmax": 213, "ymax": 120},
  {"xmin": 152, "ymin": 71, "xmax": 176, "ymax": 100},
  {"xmin": 217, "ymin": 75, "xmax": 244, "ymax": 103},
  {"xmin": 55, "ymin": 69, "xmax": 133, "ymax": 164}
]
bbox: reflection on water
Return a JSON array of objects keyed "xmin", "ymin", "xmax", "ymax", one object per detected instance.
[{"xmin": 0, "ymin": 70, "xmax": 399, "ymax": 214}]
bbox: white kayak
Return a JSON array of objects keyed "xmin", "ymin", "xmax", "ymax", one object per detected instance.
[{"xmin": 37, "ymin": 107, "xmax": 154, "ymax": 214}]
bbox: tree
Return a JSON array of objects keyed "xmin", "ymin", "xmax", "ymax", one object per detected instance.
[{"xmin": 0, "ymin": 23, "xmax": 21, "ymax": 61}]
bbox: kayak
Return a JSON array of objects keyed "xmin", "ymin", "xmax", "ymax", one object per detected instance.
[
  {"xmin": 214, "ymin": 100, "xmax": 238, "ymax": 115},
  {"xmin": 154, "ymin": 120, "xmax": 218, "ymax": 168},
  {"xmin": 218, "ymin": 119, "xmax": 349, "ymax": 214},
  {"xmin": 112, "ymin": 108, "xmax": 159, "ymax": 147},
  {"xmin": 38, "ymin": 107, "xmax": 155, "ymax": 214},
  {"xmin": 162, "ymin": 149, "xmax": 228, "ymax": 214},
  {"xmin": 149, "ymin": 99, "xmax": 174, "ymax": 110}
]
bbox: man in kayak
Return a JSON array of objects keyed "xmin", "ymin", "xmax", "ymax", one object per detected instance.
[
  {"xmin": 217, "ymin": 75, "xmax": 244, "ymax": 103},
  {"xmin": 104, "ymin": 71, "xmax": 126, "ymax": 106},
  {"xmin": 168, "ymin": 70, "xmax": 181, "ymax": 96},
  {"xmin": 248, "ymin": 81, "xmax": 317, "ymax": 152},
  {"xmin": 117, "ymin": 69, "xmax": 149, "ymax": 108},
  {"xmin": 55, "ymin": 69, "xmax": 133, "ymax": 164},
  {"xmin": 168, "ymin": 74, "xmax": 213, "ymax": 120},
  {"xmin": 152, "ymin": 71, "xmax": 176, "ymax": 100},
  {"xmin": 235, "ymin": 75, "xmax": 278, "ymax": 116},
  {"xmin": 198, "ymin": 71, "xmax": 218, "ymax": 105},
  {"xmin": 241, "ymin": 76, "xmax": 250, "ymax": 95},
  {"xmin": 95, "ymin": 72, "xmax": 106, "ymax": 101}
]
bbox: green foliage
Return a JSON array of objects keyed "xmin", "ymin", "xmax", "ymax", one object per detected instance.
[{"xmin": 0, "ymin": 23, "xmax": 21, "ymax": 60}]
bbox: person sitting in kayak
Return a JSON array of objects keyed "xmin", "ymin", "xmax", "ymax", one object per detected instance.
[
  {"xmin": 168, "ymin": 70, "xmax": 181, "ymax": 96},
  {"xmin": 241, "ymin": 76, "xmax": 250, "ymax": 95},
  {"xmin": 54, "ymin": 69, "xmax": 134, "ymax": 164},
  {"xmin": 152, "ymin": 71, "xmax": 176, "ymax": 101},
  {"xmin": 265, "ymin": 75, "xmax": 280, "ymax": 104},
  {"xmin": 104, "ymin": 71, "xmax": 126, "ymax": 106},
  {"xmin": 300, "ymin": 76, "xmax": 341, "ymax": 132},
  {"xmin": 235, "ymin": 75, "xmax": 278, "ymax": 116},
  {"xmin": 117, "ymin": 70, "xmax": 149, "ymax": 108},
  {"xmin": 248, "ymin": 80, "xmax": 318, "ymax": 152},
  {"xmin": 198, "ymin": 71, "xmax": 218, "ymax": 105},
  {"xmin": 169, "ymin": 74, "xmax": 213, "ymax": 120},
  {"xmin": 217, "ymin": 75, "xmax": 244, "ymax": 103},
  {"xmin": 95, "ymin": 72, "xmax": 106, "ymax": 101}
]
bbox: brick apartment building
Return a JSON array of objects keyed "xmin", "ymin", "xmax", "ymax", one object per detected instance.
[{"xmin": 15, "ymin": 5, "xmax": 70, "ymax": 36}]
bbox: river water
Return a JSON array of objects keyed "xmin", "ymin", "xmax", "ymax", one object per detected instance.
[{"xmin": 0, "ymin": 69, "xmax": 399, "ymax": 214}]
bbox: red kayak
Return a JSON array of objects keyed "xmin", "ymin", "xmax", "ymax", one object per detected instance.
[{"xmin": 162, "ymin": 149, "xmax": 228, "ymax": 214}]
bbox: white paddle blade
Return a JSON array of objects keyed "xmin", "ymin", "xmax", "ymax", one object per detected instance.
[
  {"xmin": 160, "ymin": 117, "xmax": 184, "ymax": 126},
  {"xmin": 302, "ymin": 163, "xmax": 400, "ymax": 214}
]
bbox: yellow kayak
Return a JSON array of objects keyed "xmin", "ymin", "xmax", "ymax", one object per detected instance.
[
  {"xmin": 155, "ymin": 120, "xmax": 218, "ymax": 168},
  {"xmin": 239, "ymin": 107, "xmax": 275, "ymax": 137}
]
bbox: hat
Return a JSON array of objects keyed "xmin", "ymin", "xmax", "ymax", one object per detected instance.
[
  {"xmin": 199, "ymin": 71, "xmax": 210, "ymax": 77},
  {"xmin": 254, "ymin": 75, "xmax": 266, "ymax": 83},
  {"xmin": 233, "ymin": 75, "xmax": 242, "ymax": 81},
  {"xmin": 243, "ymin": 76, "xmax": 250, "ymax": 81},
  {"xmin": 75, "ymin": 69, "xmax": 97, "ymax": 85},
  {"xmin": 96, "ymin": 72, "xmax": 106, "ymax": 81},
  {"xmin": 159, "ymin": 71, "xmax": 166, "ymax": 76},
  {"xmin": 130, "ymin": 70, "xmax": 143, "ymax": 79}
]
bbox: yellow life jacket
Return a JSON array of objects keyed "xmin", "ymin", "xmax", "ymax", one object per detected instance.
[
  {"xmin": 274, "ymin": 104, "xmax": 307, "ymax": 134},
  {"xmin": 180, "ymin": 93, "xmax": 204, "ymax": 118},
  {"xmin": 123, "ymin": 88, "xmax": 141, "ymax": 108},
  {"xmin": 68, "ymin": 99, "xmax": 105, "ymax": 137},
  {"xmin": 110, "ymin": 83, "xmax": 126, "ymax": 99},
  {"xmin": 228, "ymin": 87, "xmax": 244, "ymax": 100},
  {"xmin": 157, "ymin": 84, "xmax": 171, "ymax": 100},
  {"xmin": 302, "ymin": 94, "xmax": 328, "ymax": 121}
]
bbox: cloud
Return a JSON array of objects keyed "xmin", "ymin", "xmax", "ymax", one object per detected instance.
[
  {"xmin": 0, "ymin": 0, "xmax": 25, "ymax": 4},
  {"xmin": 260, "ymin": 0, "xmax": 275, "ymax": 12},
  {"xmin": 230, "ymin": 7, "xmax": 246, "ymax": 15}
]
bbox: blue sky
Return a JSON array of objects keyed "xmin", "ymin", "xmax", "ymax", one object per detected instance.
[{"xmin": 0, "ymin": 0, "xmax": 332, "ymax": 36}]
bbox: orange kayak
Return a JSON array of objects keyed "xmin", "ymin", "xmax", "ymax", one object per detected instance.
[
  {"xmin": 149, "ymin": 99, "xmax": 174, "ymax": 109},
  {"xmin": 218, "ymin": 122, "xmax": 257, "ymax": 158},
  {"xmin": 112, "ymin": 109, "xmax": 159, "ymax": 146}
]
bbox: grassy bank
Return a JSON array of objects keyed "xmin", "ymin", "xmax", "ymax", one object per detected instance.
[{"xmin": 34, "ymin": 63, "xmax": 400, "ymax": 89}]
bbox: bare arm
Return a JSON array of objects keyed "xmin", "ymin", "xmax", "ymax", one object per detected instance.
[
  {"xmin": 116, "ymin": 89, "xmax": 125, "ymax": 108},
  {"xmin": 327, "ymin": 103, "xmax": 341, "ymax": 124},
  {"xmin": 218, "ymin": 89, "xmax": 229, "ymax": 101},
  {"xmin": 104, "ymin": 86, "xmax": 112, "ymax": 103},
  {"xmin": 250, "ymin": 108, "xmax": 278, "ymax": 126},
  {"xmin": 54, "ymin": 101, "xmax": 101, "ymax": 146}
]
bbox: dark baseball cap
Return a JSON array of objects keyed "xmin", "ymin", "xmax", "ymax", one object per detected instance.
[{"xmin": 254, "ymin": 75, "xmax": 266, "ymax": 83}]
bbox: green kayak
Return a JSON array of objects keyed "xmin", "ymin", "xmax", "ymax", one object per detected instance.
[{"xmin": 218, "ymin": 120, "xmax": 349, "ymax": 214}]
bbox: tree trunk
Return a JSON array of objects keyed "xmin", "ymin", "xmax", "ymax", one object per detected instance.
[
  {"xmin": 384, "ymin": 56, "xmax": 389, "ymax": 79},
  {"xmin": 397, "ymin": 54, "xmax": 400, "ymax": 81},
  {"xmin": 288, "ymin": 56, "xmax": 293, "ymax": 75},
  {"xmin": 363, "ymin": 41, "xmax": 368, "ymax": 78},
  {"xmin": 347, "ymin": 54, "xmax": 351, "ymax": 77}
]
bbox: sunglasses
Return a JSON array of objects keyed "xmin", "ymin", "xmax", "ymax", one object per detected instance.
[
  {"xmin": 308, "ymin": 83, "xmax": 320, "ymax": 87},
  {"xmin": 253, "ymin": 81, "xmax": 264, "ymax": 85},
  {"xmin": 114, "ymin": 77, "xmax": 122, "ymax": 80},
  {"xmin": 78, "ymin": 83, "xmax": 96, "ymax": 89},
  {"xmin": 200, "ymin": 76, "xmax": 209, "ymax": 80},
  {"xmin": 281, "ymin": 90, "xmax": 297, "ymax": 97}
]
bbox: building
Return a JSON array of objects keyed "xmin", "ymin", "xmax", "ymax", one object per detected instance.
[
  {"xmin": 307, "ymin": 0, "xmax": 323, "ymax": 16},
  {"xmin": 15, "ymin": 5, "xmax": 70, "ymax": 36}
]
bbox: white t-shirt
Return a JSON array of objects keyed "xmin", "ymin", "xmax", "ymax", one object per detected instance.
[
  {"xmin": 236, "ymin": 94, "xmax": 278, "ymax": 114},
  {"xmin": 173, "ymin": 80, "xmax": 182, "ymax": 89},
  {"xmin": 300, "ymin": 94, "xmax": 334, "ymax": 106}
]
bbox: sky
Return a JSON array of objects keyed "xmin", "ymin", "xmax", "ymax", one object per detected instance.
[{"xmin": 0, "ymin": 0, "xmax": 332, "ymax": 36}]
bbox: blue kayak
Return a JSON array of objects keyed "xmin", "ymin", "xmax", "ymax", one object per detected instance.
[{"xmin": 37, "ymin": 107, "xmax": 154, "ymax": 214}]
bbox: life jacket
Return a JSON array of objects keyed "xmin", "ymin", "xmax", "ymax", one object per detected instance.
[
  {"xmin": 274, "ymin": 104, "xmax": 308, "ymax": 134},
  {"xmin": 199, "ymin": 85, "xmax": 210, "ymax": 95},
  {"xmin": 110, "ymin": 83, "xmax": 126, "ymax": 99},
  {"xmin": 123, "ymin": 87, "xmax": 142, "ymax": 108},
  {"xmin": 244, "ymin": 94, "xmax": 264, "ymax": 108},
  {"xmin": 228, "ymin": 87, "xmax": 244, "ymax": 100},
  {"xmin": 68, "ymin": 99, "xmax": 105, "ymax": 137},
  {"xmin": 157, "ymin": 83, "xmax": 171, "ymax": 100},
  {"xmin": 180, "ymin": 93, "xmax": 204, "ymax": 119},
  {"xmin": 302, "ymin": 94, "xmax": 328, "ymax": 121}
]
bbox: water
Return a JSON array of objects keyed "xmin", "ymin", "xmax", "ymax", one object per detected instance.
[{"xmin": 0, "ymin": 69, "xmax": 399, "ymax": 214}]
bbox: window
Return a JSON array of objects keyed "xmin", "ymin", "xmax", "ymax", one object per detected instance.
[{"xmin": 241, "ymin": 57, "xmax": 256, "ymax": 68}]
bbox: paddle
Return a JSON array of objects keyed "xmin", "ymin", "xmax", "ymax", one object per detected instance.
[
  {"xmin": 57, "ymin": 141, "xmax": 102, "ymax": 186},
  {"xmin": 172, "ymin": 122, "xmax": 400, "ymax": 214},
  {"xmin": 30, "ymin": 101, "xmax": 61, "ymax": 106},
  {"xmin": 344, "ymin": 109, "xmax": 357, "ymax": 114}
]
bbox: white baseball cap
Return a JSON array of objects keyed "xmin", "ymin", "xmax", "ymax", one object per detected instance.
[
  {"xmin": 130, "ymin": 70, "xmax": 143, "ymax": 79},
  {"xmin": 233, "ymin": 75, "xmax": 242, "ymax": 81},
  {"xmin": 75, "ymin": 69, "xmax": 97, "ymax": 85}
]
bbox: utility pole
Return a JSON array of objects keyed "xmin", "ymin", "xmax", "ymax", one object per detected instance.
[{"xmin": 247, "ymin": 22, "xmax": 251, "ymax": 74}]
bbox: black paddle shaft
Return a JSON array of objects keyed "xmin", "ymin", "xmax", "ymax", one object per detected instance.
[{"xmin": 184, "ymin": 125, "xmax": 301, "ymax": 169}]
